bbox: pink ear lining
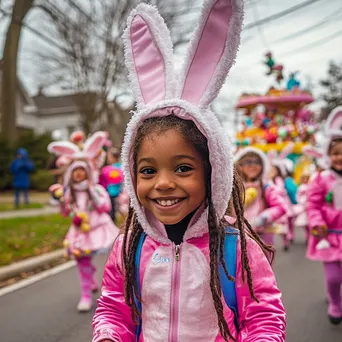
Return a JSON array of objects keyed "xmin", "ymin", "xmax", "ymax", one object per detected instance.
[
  {"xmin": 130, "ymin": 15, "xmax": 166, "ymax": 105},
  {"xmin": 180, "ymin": 0, "xmax": 232, "ymax": 104},
  {"xmin": 328, "ymin": 110, "xmax": 342, "ymax": 131}
]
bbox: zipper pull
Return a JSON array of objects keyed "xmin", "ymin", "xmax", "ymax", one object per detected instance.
[{"xmin": 175, "ymin": 245, "xmax": 180, "ymax": 261}]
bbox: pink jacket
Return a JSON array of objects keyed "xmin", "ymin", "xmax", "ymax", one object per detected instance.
[
  {"xmin": 61, "ymin": 185, "xmax": 119, "ymax": 253},
  {"xmin": 244, "ymin": 181, "xmax": 286, "ymax": 232},
  {"xmin": 93, "ymin": 223, "xmax": 286, "ymax": 342},
  {"xmin": 306, "ymin": 169, "xmax": 342, "ymax": 262}
]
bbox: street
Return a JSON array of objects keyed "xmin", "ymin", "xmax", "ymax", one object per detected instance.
[{"xmin": 0, "ymin": 230, "xmax": 341, "ymax": 342}]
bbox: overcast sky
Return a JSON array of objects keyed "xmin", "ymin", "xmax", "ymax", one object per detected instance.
[{"xmin": 1, "ymin": 0, "xmax": 341, "ymax": 137}]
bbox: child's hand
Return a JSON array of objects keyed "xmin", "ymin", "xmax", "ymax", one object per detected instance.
[
  {"xmin": 254, "ymin": 213, "xmax": 269, "ymax": 228},
  {"xmin": 49, "ymin": 184, "xmax": 64, "ymax": 201},
  {"xmin": 311, "ymin": 225, "xmax": 328, "ymax": 238}
]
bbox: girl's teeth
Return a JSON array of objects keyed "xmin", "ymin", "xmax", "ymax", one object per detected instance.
[{"xmin": 157, "ymin": 199, "xmax": 180, "ymax": 207}]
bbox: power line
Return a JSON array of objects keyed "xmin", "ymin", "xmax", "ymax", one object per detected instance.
[
  {"xmin": 273, "ymin": 7, "xmax": 342, "ymax": 44},
  {"xmin": 281, "ymin": 29, "xmax": 342, "ymax": 57},
  {"xmin": 244, "ymin": 0, "xmax": 322, "ymax": 31}
]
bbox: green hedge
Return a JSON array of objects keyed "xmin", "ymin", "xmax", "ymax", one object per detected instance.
[
  {"xmin": 0, "ymin": 132, "xmax": 53, "ymax": 191},
  {"xmin": 31, "ymin": 170, "xmax": 55, "ymax": 191}
]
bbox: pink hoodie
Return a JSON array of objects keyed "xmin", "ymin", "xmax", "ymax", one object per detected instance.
[{"xmin": 306, "ymin": 169, "xmax": 342, "ymax": 262}]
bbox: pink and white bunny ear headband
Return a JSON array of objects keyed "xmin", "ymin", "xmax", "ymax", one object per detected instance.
[
  {"xmin": 325, "ymin": 106, "xmax": 342, "ymax": 138},
  {"xmin": 48, "ymin": 131, "xmax": 107, "ymax": 161},
  {"xmin": 123, "ymin": 0, "xmax": 244, "ymax": 110}
]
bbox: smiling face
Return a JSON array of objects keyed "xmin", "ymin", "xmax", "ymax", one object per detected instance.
[
  {"xmin": 329, "ymin": 140, "xmax": 342, "ymax": 171},
  {"xmin": 136, "ymin": 129, "xmax": 206, "ymax": 225},
  {"xmin": 238, "ymin": 153, "xmax": 263, "ymax": 181},
  {"xmin": 72, "ymin": 167, "xmax": 87, "ymax": 183}
]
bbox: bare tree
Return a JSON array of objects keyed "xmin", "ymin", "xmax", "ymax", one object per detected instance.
[
  {"xmin": 34, "ymin": 0, "xmax": 197, "ymax": 144},
  {"xmin": 0, "ymin": 0, "xmax": 34, "ymax": 142}
]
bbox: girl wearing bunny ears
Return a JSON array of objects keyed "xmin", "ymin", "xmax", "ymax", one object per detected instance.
[
  {"xmin": 48, "ymin": 132, "xmax": 119, "ymax": 312},
  {"xmin": 306, "ymin": 106, "xmax": 342, "ymax": 325},
  {"xmin": 234, "ymin": 147, "xmax": 286, "ymax": 248},
  {"xmin": 93, "ymin": 2, "xmax": 286, "ymax": 341}
]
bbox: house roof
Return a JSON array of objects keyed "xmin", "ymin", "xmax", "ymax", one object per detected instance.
[{"xmin": 33, "ymin": 92, "xmax": 98, "ymax": 112}]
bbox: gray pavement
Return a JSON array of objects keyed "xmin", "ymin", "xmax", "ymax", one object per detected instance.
[
  {"xmin": 0, "ymin": 206, "xmax": 58, "ymax": 219},
  {"xmin": 0, "ymin": 231, "xmax": 341, "ymax": 342}
]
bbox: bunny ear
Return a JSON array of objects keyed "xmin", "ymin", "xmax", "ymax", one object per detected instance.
[
  {"xmin": 325, "ymin": 106, "xmax": 342, "ymax": 135},
  {"xmin": 123, "ymin": 4, "xmax": 174, "ymax": 109},
  {"xmin": 176, "ymin": 0, "xmax": 244, "ymax": 106},
  {"xmin": 83, "ymin": 131, "xmax": 107, "ymax": 159},
  {"xmin": 267, "ymin": 149, "xmax": 278, "ymax": 163},
  {"xmin": 48, "ymin": 141, "xmax": 79, "ymax": 156},
  {"xmin": 302, "ymin": 146, "xmax": 324, "ymax": 159},
  {"xmin": 279, "ymin": 142, "xmax": 294, "ymax": 160}
]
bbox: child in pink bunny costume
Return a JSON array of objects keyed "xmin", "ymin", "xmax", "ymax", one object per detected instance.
[
  {"xmin": 48, "ymin": 132, "xmax": 119, "ymax": 312},
  {"xmin": 234, "ymin": 147, "xmax": 286, "ymax": 247},
  {"xmin": 306, "ymin": 106, "xmax": 342, "ymax": 325},
  {"xmin": 92, "ymin": 1, "xmax": 286, "ymax": 341}
]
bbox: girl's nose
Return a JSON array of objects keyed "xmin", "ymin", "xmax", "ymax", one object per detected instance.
[{"xmin": 155, "ymin": 172, "xmax": 176, "ymax": 191}]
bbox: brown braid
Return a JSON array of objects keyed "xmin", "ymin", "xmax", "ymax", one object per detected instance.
[{"xmin": 120, "ymin": 114, "xmax": 275, "ymax": 340}]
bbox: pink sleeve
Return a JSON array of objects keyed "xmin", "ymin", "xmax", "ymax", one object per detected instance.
[
  {"xmin": 89, "ymin": 185, "xmax": 112, "ymax": 213},
  {"xmin": 92, "ymin": 236, "xmax": 135, "ymax": 342},
  {"xmin": 263, "ymin": 185, "xmax": 286, "ymax": 222},
  {"xmin": 306, "ymin": 173, "xmax": 327, "ymax": 229},
  {"xmin": 237, "ymin": 237, "xmax": 286, "ymax": 341}
]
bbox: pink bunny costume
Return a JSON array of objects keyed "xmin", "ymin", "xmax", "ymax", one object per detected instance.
[
  {"xmin": 234, "ymin": 147, "xmax": 286, "ymax": 246},
  {"xmin": 306, "ymin": 106, "xmax": 342, "ymax": 321},
  {"xmin": 48, "ymin": 132, "xmax": 119, "ymax": 312},
  {"xmin": 93, "ymin": 1, "xmax": 286, "ymax": 341},
  {"xmin": 48, "ymin": 132, "xmax": 119, "ymax": 257}
]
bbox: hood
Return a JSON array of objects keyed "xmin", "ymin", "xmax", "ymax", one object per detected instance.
[
  {"xmin": 63, "ymin": 160, "xmax": 95, "ymax": 187},
  {"xmin": 17, "ymin": 148, "xmax": 28, "ymax": 159},
  {"xmin": 234, "ymin": 146, "xmax": 269, "ymax": 179},
  {"xmin": 323, "ymin": 106, "xmax": 342, "ymax": 158},
  {"xmin": 121, "ymin": 0, "xmax": 244, "ymax": 245}
]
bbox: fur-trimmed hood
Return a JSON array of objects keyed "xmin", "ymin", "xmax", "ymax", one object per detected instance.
[
  {"xmin": 234, "ymin": 146, "xmax": 269, "ymax": 179},
  {"xmin": 121, "ymin": 0, "xmax": 244, "ymax": 245}
]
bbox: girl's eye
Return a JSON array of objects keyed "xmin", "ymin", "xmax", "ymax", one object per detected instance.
[
  {"xmin": 140, "ymin": 168, "xmax": 156, "ymax": 175},
  {"xmin": 176, "ymin": 165, "xmax": 193, "ymax": 173}
]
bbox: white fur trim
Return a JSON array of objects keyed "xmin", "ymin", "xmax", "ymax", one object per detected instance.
[
  {"xmin": 123, "ymin": 4, "xmax": 175, "ymax": 111},
  {"xmin": 176, "ymin": 0, "xmax": 244, "ymax": 107},
  {"xmin": 234, "ymin": 146, "xmax": 269, "ymax": 179},
  {"xmin": 121, "ymin": 99, "xmax": 233, "ymax": 244},
  {"xmin": 324, "ymin": 106, "xmax": 342, "ymax": 136}
]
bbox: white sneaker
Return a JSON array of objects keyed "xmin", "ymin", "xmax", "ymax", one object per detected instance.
[{"xmin": 77, "ymin": 297, "xmax": 92, "ymax": 312}]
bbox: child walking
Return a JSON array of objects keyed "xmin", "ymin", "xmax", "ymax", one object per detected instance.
[
  {"xmin": 234, "ymin": 147, "xmax": 286, "ymax": 247},
  {"xmin": 92, "ymin": 1, "xmax": 286, "ymax": 341},
  {"xmin": 48, "ymin": 132, "xmax": 119, "ymax": 312},
  {"xmin": 306, "ymin": 106, "xmax": 342, "ymax": 325}
]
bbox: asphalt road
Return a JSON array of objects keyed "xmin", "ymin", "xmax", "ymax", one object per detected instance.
[{"xmin": 0, "ymin": 230, "xmax": 341, "ymax": 342}]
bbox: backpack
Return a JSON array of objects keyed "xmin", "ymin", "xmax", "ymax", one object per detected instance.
[{"xmin": 134, "ymin": 227, "xmax": 239, "ymax": 340}]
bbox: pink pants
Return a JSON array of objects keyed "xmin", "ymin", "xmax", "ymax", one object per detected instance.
[
  {"xmin": 77, "ymin": 256, "xmax": 97, "ymax": 300},
  {"xmin": 324, "ymin": 261, "xmax": 342, "ymax": 318}
]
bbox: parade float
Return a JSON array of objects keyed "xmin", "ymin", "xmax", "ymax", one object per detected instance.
[{"xmin": 235, "ymin": 52, "xmax": 319, "ymax": 181}]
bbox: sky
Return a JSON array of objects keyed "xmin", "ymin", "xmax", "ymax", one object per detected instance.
[{"xmin": 1, "ymin": 0, "xmax": 342, "ymax": 138}]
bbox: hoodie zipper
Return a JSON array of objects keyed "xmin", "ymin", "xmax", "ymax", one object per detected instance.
[{"xmin": 169, "ymin": 243, "xmax": 181, "ymax": 342}]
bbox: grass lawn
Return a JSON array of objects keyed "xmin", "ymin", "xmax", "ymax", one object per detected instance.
[
  {"xmin": 0, "ymin": 214, "xmax": 70, "ymax": 266},
  {"xmin": 0, "ymin": 202, "xmax": 44, "ymax": 212}
]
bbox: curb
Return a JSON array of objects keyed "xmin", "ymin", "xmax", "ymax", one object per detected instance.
[{"xmin": 0, "ymin": 249, "xmax": 65, "ymax": 282}]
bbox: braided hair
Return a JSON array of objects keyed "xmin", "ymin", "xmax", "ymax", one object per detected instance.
[{"xmin": 122, "ymin": 115, "xmax": 275, "ymax": 341}]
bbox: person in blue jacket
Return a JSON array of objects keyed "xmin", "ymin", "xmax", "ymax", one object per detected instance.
[{"xmin": 10, "ymin": 148, "xmax": 35, "ymax": 207}]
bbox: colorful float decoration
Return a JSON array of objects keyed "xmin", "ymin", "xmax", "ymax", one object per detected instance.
[{"xmin": 235, "ymin": 52, "xmax": 318, "ymax": 157}]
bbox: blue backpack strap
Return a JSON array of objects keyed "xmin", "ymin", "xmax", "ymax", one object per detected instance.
[
  {"xmin": 134, "ymin": 232, "xmax": 147, "ymax": 340},
  {"xmin": 219, "ymin": 227, "xmax": 239, "ymax": 329}
]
